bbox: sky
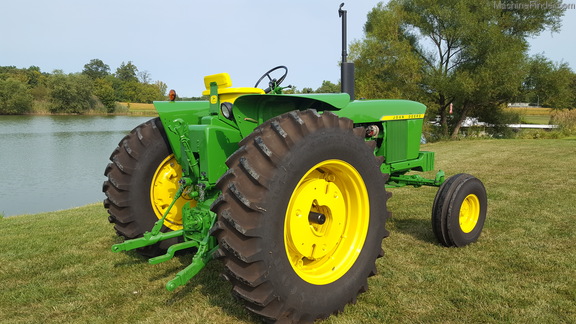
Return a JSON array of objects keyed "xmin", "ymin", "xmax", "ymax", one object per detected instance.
[{"xmin": 1, "ymin": 0, "xmax": 575, "ymax": 97}]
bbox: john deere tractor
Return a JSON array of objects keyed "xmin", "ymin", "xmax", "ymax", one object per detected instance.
[{"xmin": 103, "ymin": 4, "xmax": 487, "ymax": 323}]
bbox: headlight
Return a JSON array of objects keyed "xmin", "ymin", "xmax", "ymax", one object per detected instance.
[{"xmin": 220, "ymin": 102, "xmax": 233, "ymax": 120}]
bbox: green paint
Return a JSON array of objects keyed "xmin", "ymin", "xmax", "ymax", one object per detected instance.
[{"xmin": 114, "ymin": 89, "xmax": 444, "ymax": 291}]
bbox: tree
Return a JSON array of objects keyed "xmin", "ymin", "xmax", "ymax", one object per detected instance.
[
  {"xmin": 315, "ymin": 80, "xmax": 340, "ymax": 93},
  {"xmin": 82, "ymin": 59, "xmax": 110, "ymax": 80},
  {"xmin": 138, "ymin": 70, "xmax": 152, "ymax": 84},
  {"xmin": 26, "ymin": 66, "xmax": 45, "ymax": 87},
  {"xmin": 351, "ymin": 0, "xmax": 565, "ymax": 138},
  {"xmin": 119, "ymin": 80, "xmax": 163, "ymax": 103},
  {"xmin": 0, "ymin": 78, "xmax": 33, "ymax": 114},
  {"xmin": 94, "ymin": 78, "xmax": 117, "ymax": 112},
  {"xmin": 154, "ymin": 80, "xmax": 167, "ymax": 97},
  {"xmin": 48, "ymin": 73, "xmax": 95, "ymax": 113},
  {"xmin": 115, "ymin": 61, "xmax": 139, "ymax": 82},
  {"xmin": 140, "ymin": 83, "xmax": 164, "ymax": 102},
  {"xmin": 521, "ymin": 55, "xmax": 575, "ymax": 109}
]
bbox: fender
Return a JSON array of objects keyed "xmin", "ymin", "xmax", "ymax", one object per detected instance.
[{"xmin": 232, "ymin": 93, "xmax": 350, "ymax": 137}]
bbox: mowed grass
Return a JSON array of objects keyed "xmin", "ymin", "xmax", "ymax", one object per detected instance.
[
  {"xmin": 117, "ymin": 102, "xmax": 158, "ymax": 116},
  {"xmin": 1, "ymin": 139, "xmax": 575, "ymax": 323},
  {"xmin": 506, "ymin": 107, "xmax": 553, "ymax": 124}
]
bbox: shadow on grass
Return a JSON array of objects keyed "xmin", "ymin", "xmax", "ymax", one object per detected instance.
[
  {"xmin": 165, "ymin": 258, "xmax": 259, "ymax": 322},
  {"xmin": 389, "ymin": 217, "xmax": 438, "ymax": 245},
  {"xmin": 112, "ymin": 244, "xmax": 257, "ymax": 322}
]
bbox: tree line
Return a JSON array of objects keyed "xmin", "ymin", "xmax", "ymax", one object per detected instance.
[{"xmin": 0, "ymin": 59, "xmax": 166, "ymax": 114}]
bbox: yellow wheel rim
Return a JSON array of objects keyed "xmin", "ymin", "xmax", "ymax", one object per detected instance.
[
  {"xmin": 284, "ymin": 159, "xmax": 370, "ymax": 285},
  {"xmin": 459, "ymin": 194, "xmax": 480, "ymax": 233},
  {"xmin": 150, "ymin": 154, "xmax": 196, "ymax": 231}
]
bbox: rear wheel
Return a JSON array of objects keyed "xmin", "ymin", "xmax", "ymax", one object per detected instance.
[
  {"xmin": 211, "ymin": 110, "xmax": 390, "ymax": 322},
  {"xmin": 103, "ymin": 118, "xmax": 194, "ymax": 256},
  {"xmin": 432, "ymin": 173, "xmax": 487, "ymax": 247}
]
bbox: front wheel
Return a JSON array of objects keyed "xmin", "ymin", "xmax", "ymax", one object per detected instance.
[
  {"xmin": 432, "ymin": 173, "xmax": 487, "ymax": 247},
  {"xmin": 211, "ymin": 110, "xmax": 390, "ymax": 322}
]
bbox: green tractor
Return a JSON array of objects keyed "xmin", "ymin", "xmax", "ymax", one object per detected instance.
[{"xmin": 103, "ymin": 4, "xmax": 487, "ymax": 323}]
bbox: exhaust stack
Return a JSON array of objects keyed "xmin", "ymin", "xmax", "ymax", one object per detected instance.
[{"xmin": 339, "ymin": 3, "xmax": 355, "ymax": 101}]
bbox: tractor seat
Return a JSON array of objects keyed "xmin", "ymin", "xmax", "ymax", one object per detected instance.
[{"xmin": 202, "ymin": 73, "xmax": 264, "ymax": 103}]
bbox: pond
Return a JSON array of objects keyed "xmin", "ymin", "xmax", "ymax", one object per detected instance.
[{"xmin": 0, "ymin": 115, "xmax": 153, "ymax": 216}]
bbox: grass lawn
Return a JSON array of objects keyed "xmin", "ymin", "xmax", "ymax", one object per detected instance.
[
  {"xmin": 1, "ymin": 139, "xmax": 575, "ymax": 323},
  {"xmin": 506, "ymin": 107, "xmax": 553, "ymax": 125},
  {"xmin": 117, "ymin": 102, "xmax": 158, "ymax": 116}
]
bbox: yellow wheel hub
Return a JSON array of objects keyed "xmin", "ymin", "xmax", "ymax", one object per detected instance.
[
  {"xmin": 150, "ymin": 154, "xmax": 196, "ymax": 231},
  {"xmin": 284, "ymin": 160, "xmax": 370, "ymax": 285},
  {"xmin": 459, "ymin": 194, "xmax": 480, "ymax": 233}
]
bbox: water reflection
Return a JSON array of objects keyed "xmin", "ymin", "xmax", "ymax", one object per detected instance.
[{"xmin": 0, "ymin": 115, "xmax": 153, "ymax": 216}]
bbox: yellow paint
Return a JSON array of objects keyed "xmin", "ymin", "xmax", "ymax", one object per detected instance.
[
  {"xmin": 203, "ymin": 73, "xmax": 233, "ymax": 90},
  {"xmin": 201, "ymin": 72, "xmax": 264, "ymax": 103},
  {"xmin": 284, "ymin": 159, "xmax": 370, "ymax": 285},
  {"xmin": 459, "ymin": 194, "xmax": 480, "ymax": 233},
  {"xmin": 150, "ymin": 154, "xmax": 197, "ymax": 231},
  {"xmin": 380, "ymin": 114, "xmax": 425, "ymax": 121}
]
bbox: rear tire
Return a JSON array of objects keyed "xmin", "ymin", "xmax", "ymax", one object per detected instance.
[
  {"xmin": 211, "ymin": 110, "xmax": 390, "ymax": 322},
  {"xmin": 103, "ymin": 118, "xmax": 192, "ymax": 256},
  {"xmin": 432, "ymin": 173, "xmax": 487, "ymax": 247}
]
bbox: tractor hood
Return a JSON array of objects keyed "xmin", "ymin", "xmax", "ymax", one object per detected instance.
[{"xmin": 336, "ymin": 99, "xmax": 427, "ymax": 123}]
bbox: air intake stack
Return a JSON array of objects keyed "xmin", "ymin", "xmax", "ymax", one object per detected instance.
[{"xmin": 339, "ymin": 3, "xmax": 355, "ymax": 101}]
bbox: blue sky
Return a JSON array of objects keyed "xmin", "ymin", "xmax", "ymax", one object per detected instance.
[{"xmin": 1, "ymin": 0, "xmax": 575, "ymax": 97}]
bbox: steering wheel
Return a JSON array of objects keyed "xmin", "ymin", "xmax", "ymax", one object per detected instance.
[{"xmin": 254, "ymin": 66, "xmax": 288, "ymax": 93}]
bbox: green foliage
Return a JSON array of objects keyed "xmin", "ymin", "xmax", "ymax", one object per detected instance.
[
  {"xmin": 154, "ymin": 80, "xmax": 167, "ymax": 97},
  {"xmin": 48, "ymin": 73, "xmax": 95, "ymax": 113},
  {"xmin": 117, "ymin": 80, "xmax": 164, "ymax": 103},
  {"xmin": 115, "ymin": 61, "xmax": 138, "ymax": 82},
  {"xmin": 315, "ymin": 80, "xmax": 340, "ymax": 93},
  {"xmin": 82, "ymin": 58, "xmax": 110, "ymax": 80},
  {"xmin": 0, "ymin": 60, "xmax": 170, "ymax": 115},
  {"xmin": 349, "ymin": 3, "xmax": 424, "ymax": 101},
  {"xmin": 351, "ymin": 0, "xmax": 566, "ymax": 138},
  {"xmin": 515, "ymin": 129, "xmax": 564, "ymax": 139},
  {"xmin": 483, "ymin": 109, "xmax": 523, "ymax": 138},
  {"xmin": 0, "ymin": 65, "xmax": 48, "ymax": 88},
  {"xmin": 29, "ymin": 85, "xmax": 49, "ymax": 101},
  {"xmin": 93, "ymin": 78, "xmax": 116, "ymax": 112},
  {"xmin": 0, "ymin": 78, "xmax": 33, "ymax": 114},
  {"xmin": 551, "ymin": 109, "xmax": 576, "ymax": 135},
  {"xmin": 291, "ymin": 81, "xmax": 340, "ymax": 94},
  {"xmin": 520, "ymin": 55, "xmax": 576, "ymax": 108}
]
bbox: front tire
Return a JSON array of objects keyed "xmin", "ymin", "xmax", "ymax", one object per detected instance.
[
  {"xmin": 432, "ymin": 173, "xmax": 487, "ymax": 247},
  {"xmin": 211, "ymin": 110, "xmax": 390, "ymax": 322}
]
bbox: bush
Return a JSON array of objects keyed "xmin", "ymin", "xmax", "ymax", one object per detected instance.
[
  {"xmin": 515, "ymin": 129, "xmax": 563, "ymax": 139},
  {"xmin": 482, "ymin": 109, "xmax": 521, "ymax": 139},
  {"xmin": 0, "ymin": 78, "xmax": 33, "ymax": 114},
  {"xmin": 48, "ymin": 73, "xmax": 95, "ymax": 113},
  {"xmin": 93, "ymin": 78, "xmax": 116, "ymax": 112},
  {"xmin": 551, "ymin": 109, "xmax": 576, "ymax": 135}
]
